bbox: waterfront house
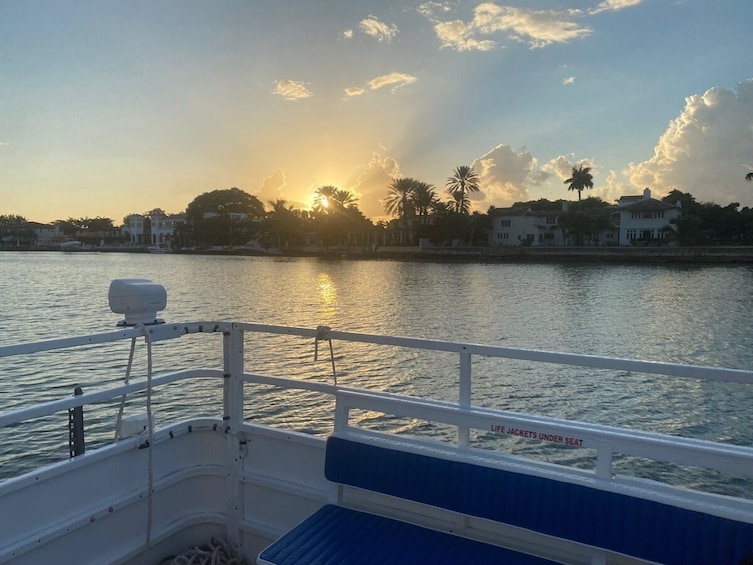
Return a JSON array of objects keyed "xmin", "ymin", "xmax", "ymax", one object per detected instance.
[
  {"xmin": 612, "ymin": 188, "xmax": 680, "ymax": 246},
  {"xmin": 0, "ymin": 221, "xmax": 59, "ymax": 248},
  {"xmin": 490, "ymin": 189, "xmax": 680, "ymax": 247},
  {"xmin": 150, "ymin": 212, "xmax": 185, "ymax": 246},
  {"xmin": 488, "ymin": 206, "xmax": 567, "ymax": 246},
  {"xmin": 123, "ymin": 212, "xmax": 186, "ymax": 247},
  {"xmin": 123, "ymin": 214, "xmax": 146, "ymax": 245}
]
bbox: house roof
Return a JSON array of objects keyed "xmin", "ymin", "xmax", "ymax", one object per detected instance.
[
  {"xmin": 489, "ymin": 206, "xmax": 565, "ymax": 218},
  {"xmin": 623, "ymin": 198, "xmax": 679, "ymax": 212},
  {"xmin": 489, "ymin": 206, "xmax": 532, "ymax": 217}
]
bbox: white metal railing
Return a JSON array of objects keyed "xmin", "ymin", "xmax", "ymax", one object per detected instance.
[
  {"xmin": 2, "ymin": 320, "xmax": 753, "ymax": 492},
  {"xmin": 331, "ymin": 388, "xmax": 753, "ymax": 482}
]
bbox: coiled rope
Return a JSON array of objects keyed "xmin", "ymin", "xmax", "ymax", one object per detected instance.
[{"xmin": 158, "ymin": 536, "xmax": 246, "ymax": 565}]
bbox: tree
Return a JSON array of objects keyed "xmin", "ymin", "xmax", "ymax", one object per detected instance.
[
  {"xmin": 446, "ymin": 165, "xmax": 480, "ymax": 214},
  {"xmin": 563, "ymin": 165, "xmax": 594, "ymax": 201},
  {"xmin": 383, "ymin": 178, "xmax": 416, "ymax": 223},
  {"xmin": 411, "ymin": 181, "xmax": 439, "ymax": 221},
  {"xmin": 558, "ymin": 197, "xmax": 611, "ymax": 245},
  {"xmin": 0, "ymin": 214, "xmax": 27, "ymax": 225},
  {"xmin": 185, "ymin": 187, "xmax": 265, "ymax": 246},
  {"xmin": 265, "ymin": 199, "xmax": 303, "ymax": 249},
  {"xmin": 313, "ymin": 186, "xmax": 339, "ymax": 215},
  {"xmin": 311, "ymin": 186, "xmax": 368, "ymax": 249},
  {"xmin": 185, "ymin": 187, "xmax": 265, "ymax": 224}
]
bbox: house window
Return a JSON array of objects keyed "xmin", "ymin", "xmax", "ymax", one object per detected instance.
[
  {"xmin": 499, "ymin": 219, "xmax": 511, "ymax": 227},
  {"xmin": 546, "ymin": 216, "xmax": 556, "ymax": 225}
]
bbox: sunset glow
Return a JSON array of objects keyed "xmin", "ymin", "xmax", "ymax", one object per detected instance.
[{"xmin": 0, "ymin": 2, "xmax": 751, "ymax": 224}]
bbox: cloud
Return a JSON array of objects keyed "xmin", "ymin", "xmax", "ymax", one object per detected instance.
[
  {"xmin": 273, "ymin": 80, "xmax": 312, "ymax": 100},
  {"xmin": 359, "ymin": 16, "xmax": 399, "ymax": 42},
  {"xmin": 256, "ymin": 169, "xmax": 287, "ymax": 204},
  {"xmin": 417, "ymin": 2, "xmax": 452, "ymax": 19},
  {"xmin": 261, "ymin": 168, "xmax": 286, "ymax": 194},
  {"xmin": 471, "ymin": 144, "xmax": 551, "ymax": 208},
  {"xmin": 590, "ymin": 0, "xmax": 644, "ymax": 15},
  {"xmin": 434, "ymin": 20, "xmax": 497, "ymax": 51},
  {"xmin": 563, "ymin": 76, "xmax": 576, "ymax": 85},
  {"xmin": 349, "ymin": 153, "xmax": 401, "ymax": 218},
  {"xmin": 345, "ymin": 87, "xmax": 365, "ymax": 97},
  {"xmin": 368, "ymin": 72, "xmax": 417, "ymax": 93},
  {"xmin": 430, "ymin": 3, "xmax": 591, "ymax": 51},
  {"xmin": 627, "ymin": 79, "xmax": 753, "ymax": 206},
  {"xmin": 342, "ymin": 29, "xmax": 354, "ymax": 39}
]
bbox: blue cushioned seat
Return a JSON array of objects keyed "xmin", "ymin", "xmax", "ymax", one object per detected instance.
[
  {"xmin": 258, "ymin": 504, "xmax": 556, "ymax": 565},
  {"xmin": 258, "ymin": 436, "xmax": 753, "ymax": 565},
  {"xmin": 323, "ymin": 436, "xmax": 753, "ymax": 565}
]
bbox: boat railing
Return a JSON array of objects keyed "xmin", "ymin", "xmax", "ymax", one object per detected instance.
[
  {"xmin": 331, "ymin": 388, "xmax": 753, "ymax": 492},
  {"xmin": 1, "ymin": 320, "xmax": 753, "ymax": 497}
]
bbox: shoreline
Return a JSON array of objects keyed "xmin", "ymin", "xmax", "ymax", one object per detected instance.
[{"xmin": 4, "ymin": 245, "xmax": 753, "ymax": 264}]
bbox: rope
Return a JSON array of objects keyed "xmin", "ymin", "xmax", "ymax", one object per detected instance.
[
  {"xmin": 314, "ymin": 325, "xmax": 337, "ymax": 386},
  {"xmin": 116, "ymin": 330, "xmax": 242, "ymax": 563},
  {"xmin": 158, "ymin": 536, "xmax": 246, "ymax": 564},
  {"xmin": 138, "ymin": 324, "xmax": 155, "ymax": 559},
  {"xmin": 114, "ymin": 336, "xmax": 137, "ymax": 439}
]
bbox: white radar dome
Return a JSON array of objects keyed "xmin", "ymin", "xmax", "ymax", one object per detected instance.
[{"xmin": 108, "ymin": 279, "xmax": 167, "ymax": 326}]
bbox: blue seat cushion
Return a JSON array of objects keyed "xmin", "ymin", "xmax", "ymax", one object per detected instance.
[
  {"xmin": 258, "ymin": 504, "xmax": 557, "ymax": 565},
  {"xmin": 324, "ymin": 436, "xmax": 753, "ymax": 565}
]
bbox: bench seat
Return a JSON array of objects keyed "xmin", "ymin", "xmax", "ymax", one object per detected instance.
[
  {"xmin": 257, "ymin": 504, "xmax": 557, "ymax": 565},
  {"xmin": 258, "ymin": 434, "xmax": 753, "ymax": 565}
]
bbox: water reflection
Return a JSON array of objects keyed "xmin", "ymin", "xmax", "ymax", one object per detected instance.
[{"xmin": 316, "ymin": 272, "xmax": 337, "ymax": 319}]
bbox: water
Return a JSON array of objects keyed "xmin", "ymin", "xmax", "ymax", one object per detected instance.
[{"xmin": 1, "ymin": 251, "xmax": 753, "ymax": 494}]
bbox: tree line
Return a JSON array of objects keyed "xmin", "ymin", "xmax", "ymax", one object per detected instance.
[{"xmin": 4, "ymin": 165, "xmax": 753, "ymax": 248}]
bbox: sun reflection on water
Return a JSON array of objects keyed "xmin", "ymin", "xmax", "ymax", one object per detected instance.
[{"xmin": 317, "ymin": 273, "xmax": 337, "ymax": 318}]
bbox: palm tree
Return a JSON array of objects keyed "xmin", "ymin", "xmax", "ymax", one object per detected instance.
[
  {"xmin": 313, "ymin": 186, "xmax": 339, "ymax": 214},
  {"xmin": 384, "ymin": 178, "xmax": 417, "ymax": 222},
  {"xmin": 446, "ymin": 165, "xmax": 480, "ymax": 214},
  {"xmin": 266, "ymin": 199, "xmax": 297, "ymax": 249},
  {"xmin": 746, "ymin": 172, "xmax": 753, "ymax": 182},
  {"xmin": 448, "ymin": 188, "xmax": 471, "ymax": 214},
  {"xmin": 563, "ymin": 165, "xmax": 594, "ymax": 201},
  {"xmin": 331, "ymin": 188, "xmax": 358, "ymax": 209},
  {"xmin": 411, "ymin": 181, "xmax": 438, "ymax": 221}
]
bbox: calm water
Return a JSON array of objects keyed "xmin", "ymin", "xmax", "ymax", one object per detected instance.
[{"xmin": 1, "ymin": 251, "xmax": 753, "ymax": 494}]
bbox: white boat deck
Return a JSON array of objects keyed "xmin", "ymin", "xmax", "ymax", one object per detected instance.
[{"xmin": 1, "ymin": 301, "xmax": 752, "ymax": 563}]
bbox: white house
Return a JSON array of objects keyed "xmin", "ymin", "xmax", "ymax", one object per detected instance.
[
  {"xmin": 123, "ymin": 214, "xmax": 146, "ymax": 245},
  {"xmin": 613, "ymin": 188, "xmax": 680, "ymax": 246},
  {"xmin": 489, "ymin": 206, "xmax": 566, "ymax": 246},
  {"xmin": 123, "ymin": 212, "xmax": 185, "ymax": 246},
  {"xmin": 150, "ymin": 212, "xmax": 185, "ymax": 245}
]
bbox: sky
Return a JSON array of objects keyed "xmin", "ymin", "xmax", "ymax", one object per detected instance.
[{"xmin": 1, "ymin": 0, "xmax": 752, "ymax": 224}]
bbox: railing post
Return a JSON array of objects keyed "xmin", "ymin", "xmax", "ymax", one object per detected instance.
[
  {"xmin": 223, "ymin": 324, "xmax": 245, "ymax": 556},
  {"xmin": 458, "ymin": 350, "xmax": 471, "ymax": 447},
  {"xmin": 68, "ymin": 386, "xmax": 85, "ymax": 458},
  {"xmin": 595, "ymin": 441, "xmax": 613, "ymax": 480}
]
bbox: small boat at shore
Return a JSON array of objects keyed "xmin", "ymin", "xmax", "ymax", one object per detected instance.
[
  {"xmin": 147, "ymin": 243, "xmax": 171, "ymax": 253},
  {"xmin": 59, "ymin": 239, "xmax": 83, "ymax": 250},
  {"xmin": 0, "ymin": 279, "xmax": 752, "ymax": 564}
]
